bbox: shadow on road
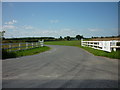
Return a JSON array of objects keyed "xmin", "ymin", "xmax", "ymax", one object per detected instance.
[{"xmin": 3, "ymin": 79, "xmax": 118, "ymax": 88}]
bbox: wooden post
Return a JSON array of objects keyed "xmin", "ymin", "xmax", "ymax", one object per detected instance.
[
  {"xmin": 93, "ymin": 42, "xmax": 94, "ymax": 48},
  {"xmin": 36, "ymin": 42, "xmax": 37, "ymax": 47},
  {"xmin": 113, "ymin": 48, "xmax": 116, "ymax": 52},
  {"xmin": 39, "ymin": 42, "xmax": 41, "ymax": 47},
  {"xmin": 26, "ymin": 42, "xmax": 28, "ymax": 49},
  {"xmin": 87, "ymin": 42, "xmax": 89, "ymax": 47},
  {"xmin": 81, "ymin": 39, "xmax": 83, "ymax": 46},
  {"xmin": 42, "ymin": 39, "xmax": 44, "ymax": 47},
  {"xmin": 32, "ymin": 43, "xmax": 33, "ymax": 48},
  {"xmin": 19, "ymin": 43, "xmax": 21, "ymax": 50},
  {"xmin": 113, "ymin": 42, "xmax": 116, "ymax": 52},
  {"xmin": 9, "ymin": 43, "xmax": 11, "ymax": 52}
]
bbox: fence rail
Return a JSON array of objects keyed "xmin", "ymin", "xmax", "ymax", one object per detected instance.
[
  {"xmin": 81, "ymin": 39, "xmax": 120, "ymax": 52},
  {"xmin": 1, "ymin": 40, "xmax": 44, "ymax": 52}
]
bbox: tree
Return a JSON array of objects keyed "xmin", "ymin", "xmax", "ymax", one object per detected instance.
[
  {"xmin": 66, "ymin": 36, "xmax": 71, "ymax": 41},
  {"xmin": 0, "ymin": 31, "xmax": 5, "ymax": 39},
  {"xmin": 64, "ymin": 36, "xmax": 71, "ymax": 41},
  {"xmin": 76, "ymin": 35, "xmax": 83, "ymax": 40},
  {"xmin": 59, "ymin": 36, "xmax": 63, "ymax": 40}
]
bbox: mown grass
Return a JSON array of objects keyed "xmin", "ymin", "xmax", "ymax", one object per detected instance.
[
  {"xmin": 45, "ymin": 40, "xmax": 120, "ymax": 59},
  {"xmin": 2, "ymin": 46, "xmax": 50, "ymax": 59},
  {"xmin": 45, "ymin": 40, "xmax": 81, "ymax": 47},
  {"xmin": 80, "ymin": 46, "xmax": 120, "ymax": 59}
]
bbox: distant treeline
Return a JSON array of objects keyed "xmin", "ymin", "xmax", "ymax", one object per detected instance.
[
  {"xmin": 5, "ymin": 37, "xmax": 55, "ymax": 40},
  {"xmin": 3, "ymin": 35, "xmax": 84, "ymax": 43},
  {"xmin": 3, "ymin": 37, "xmax": 57, "ymax": 43},
  {"xmin": 2, "ymin": 35, "xmax": 120, "ymax": 43}
]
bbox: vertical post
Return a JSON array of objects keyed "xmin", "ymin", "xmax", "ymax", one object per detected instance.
[
  {"xmin": 26, "ymin": 42, "xmax": 28, "ymax": 49},
  {"xmin": 42, "ymin": 39, "xmax": 44, "ymax": 47},
  {"xmin": 97, "ymin": 42, "xmax": 99, "ymax": 49},
  {"xmin": 113, "ymin": 41, "xmax": 116, "ymax": 52},
  {"xmin": 36, "ymin": 42, "xmax": 38, "ymax": 47},
  {"xmin": 40, "ymin": 41, "xmax": 42, "ymax": 47},
  {"xmin": 89, "ymin": 42, "xmax": 90, "ymax": 47},
  {"xmin": 108, "ymin": 41, "xmax": 111, "ymax": 52},
  {"xmin": 81, "ymin": 39, "xmax": 83, "ymax": 46},
  {"xmin": 87, "ymin": 42, "xmax": 89, "ymax": 47},
  {"xmin": 102, "ymin": 41, "xmax": 104, "ymax": 51},
  {"xmin": 115, "ymin": 41, "xmax": 117, "ymax": 47},
  {"xmin": 9, "ymin": 43, "xmax": 11, "ymax": 52},
  {"xmin": 19, "ymin": 43, "xmax": 21, "ymax": 50},
  {"xmin": 93, "ymin": 42, "xmax": 94, "ymax": 48},
  {"xmin": 113, "ymin": 48, "xmax": 116, "ymax": 52},
  {"xmin": 32, "ymin": 43, "xmax": 33, "ymax": 48},
  {"xmin": 40, "ymin": 40, "xmax": 44, "ymax": 47},
  {"xmin": 38, "ymin": 40, "xmax": 40, "ymax": 47}
]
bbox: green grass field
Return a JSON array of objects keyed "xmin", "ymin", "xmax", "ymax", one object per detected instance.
[
  {"xmin": 45, "ymin": 40, "xmax": 120, "ymax": 59},
  {"xmin": 45, "ymin": 40, "xmax": 81, "ymax": 47},
  {"xmin": 2, "ymin": 46, "xmax": 50, "ymax": 59}
]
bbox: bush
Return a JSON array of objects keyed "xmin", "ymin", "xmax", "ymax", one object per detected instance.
[{"xmin": 2, "ymin": 49, "xmax": 17, "ymax": 59}]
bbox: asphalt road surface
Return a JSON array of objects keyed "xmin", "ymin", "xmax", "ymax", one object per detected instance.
[{"xmin": 3, "ymin": 45, "xmax": 118, "ymax": 88}]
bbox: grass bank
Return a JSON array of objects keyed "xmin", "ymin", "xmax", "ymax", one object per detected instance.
[
  {"xmin": 80, "ymin": 46, "xmax": 120, "ymax": 59},
  {"xmin": 45, "ymin": 40, "xmax": 120, "ymax": 59},
  {"xmin": 2, "ymin": 46, "xmax": 50, "ymax": 59}
]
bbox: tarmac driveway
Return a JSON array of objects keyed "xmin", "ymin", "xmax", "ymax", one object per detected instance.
[{"xmin": 2, "ymin": 45, "xmax": 118, "ymax": 88}]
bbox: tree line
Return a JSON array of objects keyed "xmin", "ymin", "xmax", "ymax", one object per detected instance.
[
  {"xmin": 60, "ymin": 35, "xmax": 84, "ymax": 41},
  {"xmin": 3, "ymin": 34, "xmax": 119, "ymax": 43},
  {"xmin": 3, "ymin": 35, "xmax": 84, "ymax": 43}
]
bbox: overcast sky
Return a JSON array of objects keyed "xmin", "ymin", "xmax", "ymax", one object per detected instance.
[{"xmin": 2, "ymin": 2, "xmax": 118, "ymax": 38}]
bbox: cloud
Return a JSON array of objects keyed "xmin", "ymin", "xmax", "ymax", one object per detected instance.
[
  {"xmin": 3, "ymin": 20, "xmax": 18, "ymax": 31},
  {"xmin": 5, "ymin": 20, "xmax": 17, "ymax": 25},
  {"xmin": 30, "ymin": 28, "xmax": 79, "ymax": 37},
  {"xmin": 4, "ymin": 27, "xmax": 80, "ymax": 38},
  {"xmin": 50, "ymin": 19, "xmax": 59, "ymax": 24},
  {"xmin": 88, "ymin": 28, "xmax": 100, "ymax": 32},
  {"xmin": 22, "ymin": 25, "xmax": 34, "ymax": 29},
  {"xmin": 2, "ymin": 25, "xmax": 17, "ymax": 30}
]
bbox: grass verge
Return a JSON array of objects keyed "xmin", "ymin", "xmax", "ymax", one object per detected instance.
[
  {"xmin": 45, "ymin": 40, "xmax": 120, "ymax": 59},
  {"xmin": 2, "ymin": 46, "xmax": 50, "ymax": 59},
  {"xmin": 80, "ymin": 46, "xmax": 120, "ymax": 59}
]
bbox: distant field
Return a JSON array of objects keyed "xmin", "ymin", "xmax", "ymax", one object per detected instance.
[
  {"xmin": 45, "ymin": 40, "xmax": 120, "ymax": 59},
  {"xmin": 44, "ymin": 40, "xmax": 81, "ymax": 47}
]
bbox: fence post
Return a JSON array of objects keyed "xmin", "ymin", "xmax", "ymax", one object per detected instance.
[
  {"xmin": 87, "ymin": 42, "xmax": 89, "ymax": 47},
  {"xmin": 26, "ymin": 42, "xmax": 28, "ymax": 49},
  {"xmin": 113, "ymin": 48, "xmax": 116, "ymax": 51},
  {"xmin": 39, "ymin": 40, "xmax": 44, "ymax": 47},
  {"xmin": 41, "ymin": 40, "xmax": 44, "ymax": 47},
  {"xmin": 9, "ymin": 43, "xmax": 12, "ymax": 52},
  {"xmin": 113, "ymin": 41, "xmax": 117, "ymax": 51},
  {"xmin": 81, "ymin": 39, "xmax": 83, "ymax": 46},
  {"xmin": 32, "ymin": 43, "xmax": 33, "ymax": 48},
  {"xmin": 19, "ymin": 43, "xmax": 21, "ymax": 50},
  {"xmin": 108, "ymin": 41, "xmax": 111, "ymax": 52},
  {"xmin": 36, "ymin": 42, "xmax": 38, "ymax": 47},
  {"xmin": 93, "ymin": 42, "xmax": 94, "ymax": 48}
]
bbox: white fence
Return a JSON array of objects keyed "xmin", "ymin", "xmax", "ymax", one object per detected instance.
[
  {"xmin": 81, "ymin": 39, "xmax": 120, "ymax": 52},
  {"xmin": 2, "ymin": 40, "xmax": 44, "ymax": 52}
]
